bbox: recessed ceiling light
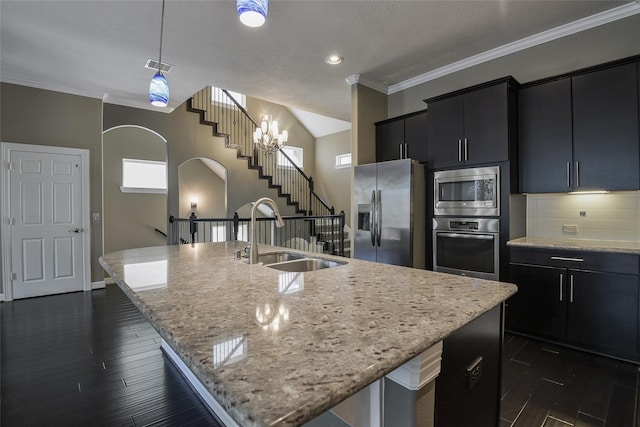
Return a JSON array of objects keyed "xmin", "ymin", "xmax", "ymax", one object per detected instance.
[{"xmin": 325, "ymin": 55, "xmax": 343, "ymax": 65}]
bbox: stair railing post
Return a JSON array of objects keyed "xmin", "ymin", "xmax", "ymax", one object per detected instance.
[
  {"xmin": 308, "ymin": 177, "xmax": 314, "ymax": 216},
  {"xmin": 233, "ymin": 212, "xmax": 239, "ymax": 241},
  {"xmin": 339, "ymin": 210, "xmax": 345, "ymax": 257},
  {"xmin": 189, "ymin": 212, "xmax": 198, "ymax": 244}
]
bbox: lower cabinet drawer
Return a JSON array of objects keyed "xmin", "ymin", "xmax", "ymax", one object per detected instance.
[{"xmin": 510, "ymin": 247, "xmax": 639, "ymax": 275}]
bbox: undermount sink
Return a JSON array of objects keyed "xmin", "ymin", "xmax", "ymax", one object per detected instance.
[
  {"xmin": 258, "ymin": 252, "xmax": 305, "ymax": 265},
  {"xmin": 261, "ymin": 253, "xmax": 346, "ymax": 272}
]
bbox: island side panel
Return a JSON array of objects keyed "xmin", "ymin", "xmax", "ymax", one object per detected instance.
[{"xmin": 434, "ymin": 304, "xmax": 503, "ymax": 427}]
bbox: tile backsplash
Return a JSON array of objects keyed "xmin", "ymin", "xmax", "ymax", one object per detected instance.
[{"xmin": 526, "ymin": 191, "xmax": 640, "ymax": 242}]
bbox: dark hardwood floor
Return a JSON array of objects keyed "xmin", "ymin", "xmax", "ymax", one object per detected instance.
[
  {"xmin": 2, "ymin": 285, "xmax": 639, "ymax": 426},
  {"xmin": 1, "ymin": 284, "xmax": 220, "ymax": 427},
  {"xmin": 501, "ymin": 333, "xmax": 640, "ymax": 427}
]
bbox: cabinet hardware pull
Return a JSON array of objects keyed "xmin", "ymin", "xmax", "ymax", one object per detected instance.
[
  {"xmin": 399, "ymin": 143, "xmax": 403, "ymax": 159},
  {"xmin": 566, "ymin": 162, "xmax": 571, "ymax": 188},
  {"xmin": 458, "ymin": 139, "xmax": 462, "ymax": 162},
  {"xmin": 464, "ymin": 138, "xmax": 469, "ymax": 161},
  {"xmin": 550, "ymin": 256, "xmax": 584, "ymax": 262},
  {"xmin": 559, "ymin": 273, "xmax": 563, "ymax": 302},
  {"xmin": 404, "ymin": 142, "xmax": 408, "ymax": 159},
  {"xmin": 569, "ymin": 274, "xmax": 574, "ymax": 303},
  {"xmin": 576, "ymin": 161, "xmax": 580, "ymax": 187}
]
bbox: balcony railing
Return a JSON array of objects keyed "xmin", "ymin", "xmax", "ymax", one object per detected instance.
[{"xmin": 169, "ymin": 212, "xmax": 346, "ymax": 257}]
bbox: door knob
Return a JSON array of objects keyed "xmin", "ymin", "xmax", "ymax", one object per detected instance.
[{"xmin": 68, "ymin": 228, "xmax": 84, "ymax": 233}]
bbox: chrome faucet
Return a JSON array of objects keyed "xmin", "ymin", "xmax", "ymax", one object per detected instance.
[{"xmin": 249, "ymin": 197, "xmax": 285, "ymax": 264}]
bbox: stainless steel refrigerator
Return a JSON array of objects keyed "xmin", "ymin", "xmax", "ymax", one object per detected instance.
[{"xmin": 353, "ymin": 159, "xmax": 425, "ymax": 268}]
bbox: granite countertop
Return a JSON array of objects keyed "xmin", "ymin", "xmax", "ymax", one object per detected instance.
[
  {"xmin": 507, "ymin": 236, "xmax": 640, "ymax": 255},
  {"xmin": 99, "ymin": 242, "xmax": 517, "ymax": 427}
]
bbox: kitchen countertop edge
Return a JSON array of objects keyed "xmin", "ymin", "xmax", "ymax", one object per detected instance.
[{"xmin": 507, "ymin": 236, "xmax": 640, "ymax": 255}]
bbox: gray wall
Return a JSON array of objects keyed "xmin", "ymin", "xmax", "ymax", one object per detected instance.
[
  {"xmin": 103, "ymin": 101, "xmax": 299, "ymax": 221},
  {"xmin": 179, "ymin": 159, "xmax": 226, "ymax": 218},
  {"xmin": 102, "ymin": 126, "xmax": 167, "ymax": 254},
  {"xmin": 314, "ymin": 130, "xmax": 352, "ymax": 226},
  {"xmin": 0, "ymin": 83, "xmax": 103, "ymax": 291}
]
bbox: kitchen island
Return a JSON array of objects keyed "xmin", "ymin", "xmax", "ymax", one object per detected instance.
[{"xmin": 99, "ymin": 241, "xmax": 517, "ymax": 427}]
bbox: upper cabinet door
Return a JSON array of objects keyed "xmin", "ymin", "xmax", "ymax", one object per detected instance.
[
  {"xmin": 572, "ymin": 63, "xmax": 640, "ymax": 191},
  {"xmin": 426, "ymin": 95, "xmax": 464, "ymax": 169},
  {"xmin": 376, "ymin": 118, "xmax": 405, "ymax": 163},
  {"xmin": 518, "ymin": 79, "xmax": 573, "ymax": 193},
  {"xmin": 463, "ymin": 83, "xmax": 510, "ymax": 165},
  {"xmin": 403, "ymin": 111, "xmax": 428, "ymax": 162}
]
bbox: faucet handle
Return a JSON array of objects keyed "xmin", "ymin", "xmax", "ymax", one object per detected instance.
[
  {"xmin": 243, "ymin": 245, "xmax": 250, "ymax": 254},
  {"xmin": 233, "ymin": 249, "xmax": 242, "ymax": 260}
]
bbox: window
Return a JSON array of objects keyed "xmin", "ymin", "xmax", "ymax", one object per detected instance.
[
  {"xmin": 121, "ymin": 158, "xmax": 167, "ymax": 193},
  {"xmin": 335, "ymin": 153, "xmax": 352, "ymax": 169},
  {"xmin": 211, "ymin": 86, "xmax": 246, "ymax": 109},
  {"xmin": 277, "ymin": 146, "xmax": 303, "ymax": 169}
]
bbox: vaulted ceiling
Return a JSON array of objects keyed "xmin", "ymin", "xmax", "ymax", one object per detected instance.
[{"xmin": 2, "ymin": 1, "xmax": 639, "ymax": 122}]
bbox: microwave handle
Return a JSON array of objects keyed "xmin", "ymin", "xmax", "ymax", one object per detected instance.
[{"xmin": 370, "ymin": 190, "xmax": 376, "ymax": 246}]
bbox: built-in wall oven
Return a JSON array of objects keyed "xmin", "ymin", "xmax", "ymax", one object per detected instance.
[
  {"xmin": 433, "ymin": 166, "xmax": 500, "ymax": 217},
  {"xmin": 432, "ymin": 165, "xmax": 501, "ymax": 281},
  {"xmin": 432, "ymin": 218, "xmax": 500, "ymax": 281}
]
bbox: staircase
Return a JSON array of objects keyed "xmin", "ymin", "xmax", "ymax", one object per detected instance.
[{"xmin": 188, "ymin": 86, "xmax": 334, "ymax": 216}]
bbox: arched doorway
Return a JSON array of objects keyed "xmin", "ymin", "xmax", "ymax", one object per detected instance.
[
  {"xmin": 102, "ymin": 125, "xmax": 168, "ymax": 253},
  {"xmin": 178, "ymin": 157, "xmax": 228, "ymax": 218}
]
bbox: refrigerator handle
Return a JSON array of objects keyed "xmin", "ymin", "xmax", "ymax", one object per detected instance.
[
  {"xmin": 376, "ymin": 189, "xmax": 382, "ymax": 246},
  {"xmin": 370, "ymin": 190, "xmax": 376, "ymax": 246}
]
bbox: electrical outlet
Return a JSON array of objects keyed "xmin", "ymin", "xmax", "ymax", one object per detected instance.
[
  {"xmin": 466, "ymin": 356, "xmax": 483, "ymax": 391},
  {"xmin": 579, "ymin": 211, "xmax": 587, "ymax": 217},
  {"xmin": 563, "ymin": 224, "xmax": 578, "ymax": 234}
]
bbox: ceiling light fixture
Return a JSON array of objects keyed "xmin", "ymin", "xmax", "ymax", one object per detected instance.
[
  {"xmin": 325, "ymin": 55, "xmax": 343, "ymax": 65},
  {"xmin": 254, "ymin": 115, "xmax": 288, "ymax": 154},
  {"xmin": 237, "ymin": 0, "xmax": 268, "ymax": 28},
  {"xmin": 149, "ymin": 0, "xmax": 169, "ymax": 107}
]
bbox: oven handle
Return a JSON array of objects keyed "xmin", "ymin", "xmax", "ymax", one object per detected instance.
[{"xmin": 436, "ymin": 232, "xmax": 495, "ymax": 240}]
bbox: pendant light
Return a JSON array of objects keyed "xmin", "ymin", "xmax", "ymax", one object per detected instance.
[
  {"xmin": 149, "ymin": 0, "xmax": 169, "ymax": 107},
  {"xmin": 237, "ymin": 0, "xmax": 268, "ymax": 28}
]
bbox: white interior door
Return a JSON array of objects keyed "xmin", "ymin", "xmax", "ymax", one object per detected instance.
[{"xmin": 5, "ymin": 145, "xmax": 89, "ymax": 299}]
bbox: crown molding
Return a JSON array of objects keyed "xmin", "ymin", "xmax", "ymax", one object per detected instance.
[
  {"xmin": 387, "ymin": 1, "xmax": 640, "ymax": 94},
  {"xmin": 1, "ymin": 73, "xmax": 106, "ymax": 101},
  {"xmin": 345, "ymin": 73, "xmax": 389, "ymax": 94}
]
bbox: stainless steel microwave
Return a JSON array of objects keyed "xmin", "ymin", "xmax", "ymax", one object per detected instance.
[{"xmin": 434, "ymin": 166, "xmax": 500, "ymax": 216}]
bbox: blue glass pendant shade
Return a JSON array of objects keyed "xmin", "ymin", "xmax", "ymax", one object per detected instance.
[
  {"xmin": 149, "ymin": 72, "xmax": 169, "ymax": 107},
  {"xmin": 237, "ymin": 0, "xmax": 268, "ymax": 27}
]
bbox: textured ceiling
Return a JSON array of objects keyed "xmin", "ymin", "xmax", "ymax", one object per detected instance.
[{"xmin": 1, "ymin": 1, "xmax": 639, "ymax": 122}]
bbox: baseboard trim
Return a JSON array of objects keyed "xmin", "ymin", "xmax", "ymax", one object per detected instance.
[{"xmin": 91, "ymin": 280, "xmax": 106, "ymax": 290}]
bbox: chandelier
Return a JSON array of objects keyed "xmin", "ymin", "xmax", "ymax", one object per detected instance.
[{"xmin": 253, "ymin": 115, "xmax": 288, "ymax": 154}]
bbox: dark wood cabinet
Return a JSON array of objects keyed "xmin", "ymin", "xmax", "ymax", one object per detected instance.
[
  {"xmin": 518, "ymin": 78, "xmax": 573, "ymax": 193},
  {"xmin": 507, "ymin": 247, "xmax": 640, "ymax": 362},
  {"xmin": 435, "ymin": 304, "xmax": 502, "ymax": 427},
  {"xmin": 375, "ymin": 110, "xmax": 428, "ymax": 163},
  {"xmin": 572, "ymin": 63, "xmax": 640, "ymax": 191},
  {"xmin": 566, "ymin": 270, "xmax": 639, "ymax": 361},
  {"xmin": 506, "ymin": 263, "xmax": 566, "ymax": 340},
  {"xmin": 519, "ymin": 62, "xmax": 640, "ymax": 193},
  {"xmin": 425, "ymin": 78, "xmax": 516, "ymax": 169}
]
